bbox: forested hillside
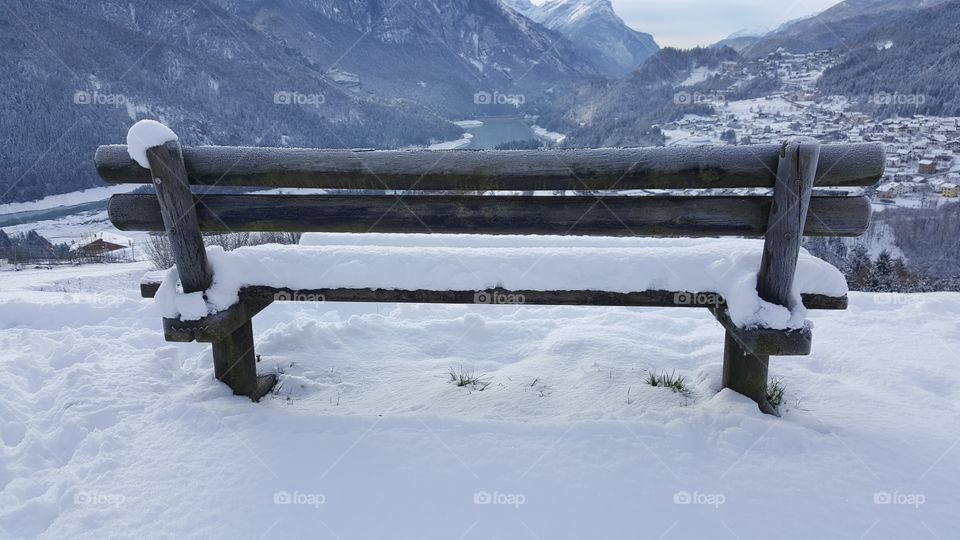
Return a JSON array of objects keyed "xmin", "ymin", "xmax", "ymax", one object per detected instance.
[
  {"xmin": 740, "ymin": 0, "xmax": 950, "ymax": 57},
  {"xmin": 0, "ymin": 0, "xmax": 469, "ymax": 203},
  {"xmin": 817, "ymin": 1, "xmax": 960, "ymax": 117},
  {"xmin": 538, "ymin": 47, "xmax": 740, "ymax": 147}
]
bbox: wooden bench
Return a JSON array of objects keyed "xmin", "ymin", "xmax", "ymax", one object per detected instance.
[{"xmin": 95, "ymin": 133, "xmax": 883, "ymax": 414}]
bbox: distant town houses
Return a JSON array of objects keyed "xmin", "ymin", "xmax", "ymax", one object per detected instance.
[{"xmin": 662, "ymin": 48, "xmax": 960, "ymax": 209}]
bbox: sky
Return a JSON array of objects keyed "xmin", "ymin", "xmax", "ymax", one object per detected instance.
[{"xmin": 608, "ymin": 0, "xmax": 843, "ymax": 48}]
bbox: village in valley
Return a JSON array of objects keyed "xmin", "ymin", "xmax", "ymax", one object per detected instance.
[{"xmin": 663, "ymin": 49, "xmax": 960, "ymax": 209}]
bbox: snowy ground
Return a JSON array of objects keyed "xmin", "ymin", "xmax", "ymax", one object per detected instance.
[
  {"xmin": 0, "ymin": 186, "xmax": 138, "ymax": 216},
  {"xmin": 1, "ymin": 262, "xmax": 959, "ymax": 538}
]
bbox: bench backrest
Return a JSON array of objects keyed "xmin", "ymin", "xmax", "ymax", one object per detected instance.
[{"xmin": 96, "ymin": 143, "xmax": 882, "ymax": 239}]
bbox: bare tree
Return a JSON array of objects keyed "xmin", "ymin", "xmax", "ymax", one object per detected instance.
[{"xmin": 145, "ymin": 233, "xmax": 175, "ymax": 270}]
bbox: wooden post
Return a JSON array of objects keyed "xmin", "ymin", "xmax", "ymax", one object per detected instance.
[
  {"xmin": 145, "ymin": 141, "xmax": 273, "ymax": 400},
  {"xmin": 722, "ymin": 138, "xmax": 820, "ymax": 415},
  {"xmin": 145, "ymin": 141, "xmax": 212, "ymax": 293},
  {"xmin": 211, "ymin": 318, "xmax": 276, "ymax": 401},
  {"xmin": 756, "ymin": 138, "xmax": 820, "ymax": 308}
]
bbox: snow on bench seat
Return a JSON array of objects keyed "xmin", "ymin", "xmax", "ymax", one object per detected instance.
[{"xmin": 154, "ymin": 234, "xmax": 847, "ymax": 330}]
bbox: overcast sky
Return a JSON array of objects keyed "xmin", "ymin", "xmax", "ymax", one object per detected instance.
[{"xmin": 607, "ymin": 0, "xmax": 843, "ymax": 48}]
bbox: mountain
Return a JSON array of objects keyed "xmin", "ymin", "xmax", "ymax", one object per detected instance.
[
  {"xmin": 0, "ymin": 0, "xmax": 597, "ymax": 204},
  {"xmin": 741, "ymin": 0, "xmax": 951, "ymax": 57},
  {"xmin": 711, "ymin": 27, "xmax": 771, "ymax": 53},
  {"xmin": 817, "ymin": 0, "xmax": 960, "ymax": 117},
  {"xmin": 536, "ymin": 47, "xmax": 740, "ymax": 148},
  {"xmin": 505, "ymin": 0, "xmax": 659, "ymax": 78},
  {"xmin": 220, "ymin": 0, "xmax": 598, "ymax": 113}
]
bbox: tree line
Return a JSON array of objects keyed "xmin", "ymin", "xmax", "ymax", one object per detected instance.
[{"xmin": 0, "ymin": 230, "xmax": 72, "ymax": 264}]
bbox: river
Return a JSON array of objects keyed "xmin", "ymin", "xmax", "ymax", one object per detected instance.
[{"xmin": 460, "ymin": 116, "xmax": 541, "ymax": 149}]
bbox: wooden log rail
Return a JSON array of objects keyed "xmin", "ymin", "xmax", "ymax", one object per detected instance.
[
  {"xmin": 108, "ymin": 193, "xmax": 873, "ymax": 237},
  {"xmin": 96, "ymin": 143, "xmax": 885, "ymax": 191}
]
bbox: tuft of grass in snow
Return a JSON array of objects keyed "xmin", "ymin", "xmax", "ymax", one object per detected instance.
[
  {"xmin": 448, "ymin": 366, "xmax": 492, "ymax": 391},
  {"xmin": 645, "ymin": 370, "xmax": 687, "ymax": 393},
  {"xmin": 766, "ymin": 378, "xmax": 786, "ymax": 410}
]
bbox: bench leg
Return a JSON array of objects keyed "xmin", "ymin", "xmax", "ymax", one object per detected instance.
[
  {"xmin": 721, "ymin": 331, "xmax": 779, "ymax": 416},
  {"xmin": 211, "ymin": 319, "xmax": 276, "ymax": 401}
]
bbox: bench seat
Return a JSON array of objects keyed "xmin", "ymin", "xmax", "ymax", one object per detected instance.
[{"xmin": 144, "ymin": 234, "xmax": 847, "ymax": 330}]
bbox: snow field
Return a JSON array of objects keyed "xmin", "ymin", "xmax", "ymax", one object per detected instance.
[{"xmin": 1, "ymin": 262, "xmax": 958, "ymax": 538}]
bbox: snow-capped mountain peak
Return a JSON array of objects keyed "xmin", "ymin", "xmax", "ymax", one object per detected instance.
[{"xmin": 506, "ymin": 0, "xmax": 659, "ymax": 77}]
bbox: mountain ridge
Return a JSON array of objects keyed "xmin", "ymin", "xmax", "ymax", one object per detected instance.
[
  {"xmin": 505, "ymin": 0, "xmax": 659, "ymax": 77},
  {"xmin": 739, "ymin": 0, "xmax": 952, "ymax": 57}
]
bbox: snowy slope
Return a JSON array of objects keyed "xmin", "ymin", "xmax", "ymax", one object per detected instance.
[{"xmin": 1, "ymin": 261, "xmax": 958, "ymax": 538}]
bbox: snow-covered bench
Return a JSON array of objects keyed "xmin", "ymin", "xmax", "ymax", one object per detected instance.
[{"xmin": 96, "ymin": 121, "xmax": 883, "ymax": 414}]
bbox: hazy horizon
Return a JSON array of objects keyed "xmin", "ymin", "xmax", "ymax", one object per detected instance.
[{"xmin": 604, "ymin": 0, "xmax": 842, "ymax": 48}]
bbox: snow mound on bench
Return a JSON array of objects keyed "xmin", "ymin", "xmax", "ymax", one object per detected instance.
[
  {"xmin": 154, "ymin": 234, "xmax": 846, "ymax": 328},
  {"xmin": 126, "ymin": 119, "xmax": 178, "ymax": 168}
]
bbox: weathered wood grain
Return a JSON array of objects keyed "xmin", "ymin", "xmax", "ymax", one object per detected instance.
[
  {"xmin": 720, "ymin": 138, "xmax": 821, "ymax": 416},
  {"xmin": 722, "ymin": 332, "xmax": 779, "ymax": 416},
  {"xmin": 162, "ymin": 300, "xmax": 272, "ymax": 343},
  {"xmin": 95, "ymin": 143, "xmax": 885, "ymax": 190},
  {"xmin": 145, "ymin": 141, "xmax": 212, "ymax": 294},
  {"xmin": 210, "ymin": 319, "xmax": 276, "ymax": 402},
  {"xmin": 710, "ymin": 305, "xmax": 812, "ymax": 356},
  {"xmin": 109, "ymin": 193, "xmax": 872, "ymax": 237},
  {"xmin": 757, "ymin": 138, "xmax": 820, "ymax": 307}
]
